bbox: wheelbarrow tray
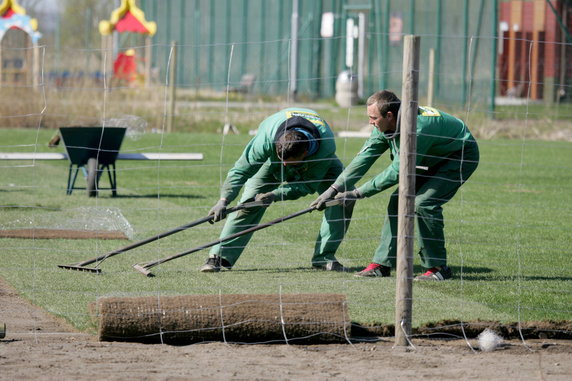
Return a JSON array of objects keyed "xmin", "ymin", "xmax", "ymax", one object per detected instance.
[
  {"xmin": 59, "ymin": 126, "xmax": 126, "ymax": 166},
  {"xmin": 59, "ymin": 127, "xmax": 127, "ymax": 196}
]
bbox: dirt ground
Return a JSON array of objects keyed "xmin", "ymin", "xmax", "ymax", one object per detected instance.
[{"xmin": 1, "ymin": 278, "xmax": 571, "ymax": 381}]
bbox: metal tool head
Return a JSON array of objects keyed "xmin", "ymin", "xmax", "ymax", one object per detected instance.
[
  {"xmin": 133, "ymin": 264, "xmax": 154, "ymax": 277},
  {"xmin": 57, "ymin": 264, "xmax": 102, "ymax": 274}
]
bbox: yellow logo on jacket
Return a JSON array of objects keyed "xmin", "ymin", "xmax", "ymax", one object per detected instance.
[
  {"xmin": 419, "ymin": 106, "xmax": 441, "ymax": 117},
  {"xmin": 285, "ymin": 111, "xmax": 325, "ymax": 126}
]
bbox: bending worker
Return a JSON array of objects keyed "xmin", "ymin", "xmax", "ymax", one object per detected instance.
[
  {"xmin": 311, "ymin": 90, "xmax": 479, "ymax": 281},
  {"xmin": 202, "ymin": 108, "xmax": 354, "ymax": 272}
]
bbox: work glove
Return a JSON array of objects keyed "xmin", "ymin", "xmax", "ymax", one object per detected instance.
[
  {"xmin": 254, "ymin": 192, "xmax": 276, "ymax": 206},
  {"xmin": 334, "ymin": 189, "xmax": 363, "ymax": 208},
  {"xmin": 309, "ymin": 186, "xmax": 339, "ymax": 211},
  {"xmin": 208, "ymin": 199, "xmax": 229, "ymax": 223}
]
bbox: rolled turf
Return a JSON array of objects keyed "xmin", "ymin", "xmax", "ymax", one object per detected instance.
[{"xmin": 96, "ymin": 293, "xmax": 350, "ymax": 344}]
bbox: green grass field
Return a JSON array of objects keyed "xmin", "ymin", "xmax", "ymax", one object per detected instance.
[{"xmin": 0, "ymin": 127, "xmax": 571, "ymax": 334}]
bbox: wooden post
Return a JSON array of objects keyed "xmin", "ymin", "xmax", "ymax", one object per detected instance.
[
  {"xmin": 144, "ymin": 36, "xmax": 152, "ymax": 88},
  {"xmin": 394, "ymin": 35, "xmax": 420, "ymax": 348},
  {"xmin": 33, "ymin": 44, "xmax": 40, "ymax": 89},
  {"xmin": 427, "ymin": 48, "xmax": 435, "ymax": 107},
  {"xmin": 108, "ymin": 35, "xmax": 114, "ymax": 80},
  {"xmin": 26, "ymin": 38, "xmax": 32, "ymax": 87},
  {"xmin": 102, "ymin": 35, "xmax": 112, "ymax": 89},
  {"xmin": 0, "ymin": 44, "xmax": 3, "ymax": 86},
  {"xmin": 167, "ymin": 41, "xmax": 177, "ymax": 133}
]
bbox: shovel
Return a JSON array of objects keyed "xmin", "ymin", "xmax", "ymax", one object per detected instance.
[{"xmin": 57, "ymin": 200, "xmax": 266, "ymax": 274}]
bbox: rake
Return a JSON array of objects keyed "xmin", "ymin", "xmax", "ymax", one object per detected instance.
[
  {"xmin": 133, "ymin": 199, "xmax": 343, "ymax": 277},
  {"xmin": 57, "ymin": 200, "xmax": 266, "ymax": 274}
]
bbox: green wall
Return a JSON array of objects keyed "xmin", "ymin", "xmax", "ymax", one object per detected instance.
[{"xmin": 141, "ymin": 0, "xmax": 497, "ymax": 108}]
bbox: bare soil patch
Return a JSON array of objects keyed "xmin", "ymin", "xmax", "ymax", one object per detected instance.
[
  {"xmin": 0, "ymin": 228, "xmax": 129, "ymax": 240},
  {"xmin": 1, "ymin": 277, "xmax": 571, "ymax": 380}
]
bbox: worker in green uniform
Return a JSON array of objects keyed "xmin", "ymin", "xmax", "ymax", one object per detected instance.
[
  {"xmin": 311, "ymin": 90, "xmax": 479, "ymax": 280},
  {"xmin": 202, "ymin": 108, "xmax": 354, "ymax": 272}
]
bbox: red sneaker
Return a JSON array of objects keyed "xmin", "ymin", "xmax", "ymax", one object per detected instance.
[
  {"xmin": 355, "ymin": 263, "xmax": 390, "ymax": 277},
  {"xmin": 414, "ymin": 266, "xmax": 452, "ymax": 281}
]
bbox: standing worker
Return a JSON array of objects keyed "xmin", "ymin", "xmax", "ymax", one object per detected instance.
[
  {"xmin": 202, "ymin": 108, "xmax": 354, "ymax": 272},
  {"xmin": 311, "ymin": 90, "xmax": 479, "ymax": 280}
]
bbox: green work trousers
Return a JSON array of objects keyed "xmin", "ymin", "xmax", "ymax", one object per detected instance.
[
  {"xmin": 210, "ymin": 159, "xmax": 354, "ymax": 267},
  {"xmin": 372, "ymin": 142, "xmax": 479, "ymax": 269}
]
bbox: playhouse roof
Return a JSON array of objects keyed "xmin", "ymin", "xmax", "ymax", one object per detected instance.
[
  {"xmin": 99, "ymin": 0, "xmax": 156, "ymax": 36},
  {"xmin": 0, "ymin": 0, "xmax": 25, "ymax": 17},
  {"xmin": 0, "ymin": 0, "xmax": 40, "ymax": 43}
]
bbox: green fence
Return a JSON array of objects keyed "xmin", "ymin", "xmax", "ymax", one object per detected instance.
[{"xmin": 140, "ymin": 0, "xmax": 497, "ymax": 108}]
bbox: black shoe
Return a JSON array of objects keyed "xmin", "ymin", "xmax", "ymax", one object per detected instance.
[
  {"xmin": 312, "ymin": 260, "xmax": 348, "ymax": 272},
  {"xmin": 200, "ymin": 256, "xmax": 232, "ymax": 272}
]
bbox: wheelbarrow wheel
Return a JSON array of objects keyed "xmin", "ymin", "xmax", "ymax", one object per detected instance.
[{"xmin": 86, "ymin": 157, "xmax": 98, "ymax": 197}]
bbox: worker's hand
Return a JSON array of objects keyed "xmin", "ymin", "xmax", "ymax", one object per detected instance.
[
  {"xmin": 208, "ymin": 199, "xmax": 229, "ymax": 223},
  {"xmin": 310, "ymin": 186, "xmax": 338, "ymax": 211},
  {"xmin": 254, "ymin": 192, "xmax": 276, "ymax": 206},
  {"xmin": 334, "ymin": 189, "xmax": 363, "ymax": 208}
]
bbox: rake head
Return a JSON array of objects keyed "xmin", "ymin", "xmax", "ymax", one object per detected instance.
[
  {"xmin": 132, "ymin": 264, "xmax": 154, "ymax": 277},
  {"xmin": 57, "ymin": 264, "xmax": 102, "ymax": 274}
]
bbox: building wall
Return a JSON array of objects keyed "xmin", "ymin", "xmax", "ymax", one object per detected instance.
[{"xmin": 499, "ymin": 0, "xmax": 571, "ymax": 102}]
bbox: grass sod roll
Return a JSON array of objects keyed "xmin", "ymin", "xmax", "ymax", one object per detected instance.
[{"xmin": 96, "ymin": 293, "xmax": 350, "ymax": 344}]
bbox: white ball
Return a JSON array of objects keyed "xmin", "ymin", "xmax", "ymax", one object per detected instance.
[{"xmin": 478, "ymin": 328, "xmax": 503, "ymax": 352}]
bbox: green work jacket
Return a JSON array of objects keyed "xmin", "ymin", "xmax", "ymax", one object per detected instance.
[
  {"xmin": 221, "ymin": 108, "xmax": 337, "ymax": 202},
  {"xmin": 333, "ymin": 106, "xmax": 477, "ymax": 197}
]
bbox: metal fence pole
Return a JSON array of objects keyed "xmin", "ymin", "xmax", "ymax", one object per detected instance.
[
  {"xmin": 167, "ymin": 41, "xmax": 177, "ymax": 134},
  {"xmin": 427, "ymin": 48, "xmax": 435, "ymax": 106},
  {"xmin": 489, "ymin": 0, "xmax": 498, "ymax": 118},
  {"xmin": 289, "ymin": 0, "xmax": 299, "ymax": 100},
  {"xmin": 394, "ymin": 34, "xmax": 420, "ymax": 348}
]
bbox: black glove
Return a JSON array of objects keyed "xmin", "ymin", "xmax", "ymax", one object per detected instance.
[
  {"xmin": 254, "ymin": 192, "xmax": 276, "ymax": 206},
  {"xmin": 310, "ymin": 186, "xmax": 339, "ymax": 211},
  {"xmin": 208, "ymin": 199, "xmax": 229, "ymax": 223},
  {"xmin": 334, "ymin": 189, "xmax": 363, "ymax": 208}
]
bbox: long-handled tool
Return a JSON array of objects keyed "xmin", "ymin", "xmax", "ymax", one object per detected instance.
[
  {"xmin": 57, "ymin": 200, "xmax": 266, "ymax": 274},
  {"xmin": 132, "ymin": 199, "xmax": 342, "ymax": 277}
]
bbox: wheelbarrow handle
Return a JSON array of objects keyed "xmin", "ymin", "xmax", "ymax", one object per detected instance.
[
  {"xmin": 58, "ymin": 200, "xmax": 266, "ymax": 270},
  {"xmin": 133, "ymin": 199, "xmax": 344, "ymax": 276}
]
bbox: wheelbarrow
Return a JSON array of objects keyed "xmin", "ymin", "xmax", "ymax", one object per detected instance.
[{"xmin": 59, "ymin": 126, "xmax": 126, "ymax": 197}]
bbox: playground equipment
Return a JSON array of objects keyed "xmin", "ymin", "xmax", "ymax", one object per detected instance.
[
  {"xmin": 0, "ymin": 0, "xmax": 41, "ymax": 87},
  {"xmin": 99, "ymin": 0, "xmax": 157, "ymax": 87}
]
